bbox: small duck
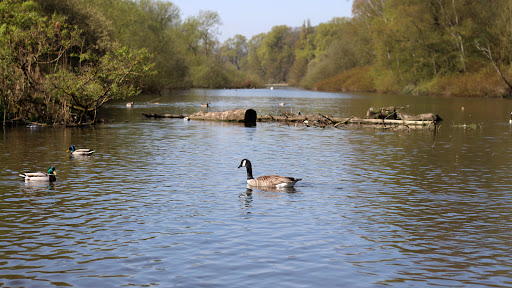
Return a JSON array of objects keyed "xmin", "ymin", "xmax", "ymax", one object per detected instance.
[
  {"xmin": 20, "ymin": 166, "xmax": 57, "ymax": 182},
  {"xmin": 67, "ymin": 145, "xmax": 95, "ymax": 156},
  {"xmin": 126, "ymin": 102, "xmax": 134, "ymax": 108},
  {"xmin": 279, "ymin": 102, "xmax": 286, "ymax": 106},
  {"xmin": 201, "ymin": 102, "xmax": 210, "ymax": 108},
  {"xmin": 238, "ymin": 159, "xmax": 302, "ymax": 188}
]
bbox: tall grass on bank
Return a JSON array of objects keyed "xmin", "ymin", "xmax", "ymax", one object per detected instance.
[
  {"xmin": 314, "ymin": 66, "xmax": 375, "ymax": 92},
  {"xmin": 313, "ymin": 65, "xmax": 512, "ymax": 98}
]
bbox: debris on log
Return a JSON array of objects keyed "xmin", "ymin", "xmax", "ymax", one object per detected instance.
[
  {"xmin": 366, "ymin": 106, "xmax": 403, "ymax": 119},
  {"xmin": 143, "ymin": 107, "xmax": 442, "ymax": 129}
]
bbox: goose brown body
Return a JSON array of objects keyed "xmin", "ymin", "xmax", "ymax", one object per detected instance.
[{"xmin": 238, "ymin": 159, "xmax": 301, "ymax": 188}]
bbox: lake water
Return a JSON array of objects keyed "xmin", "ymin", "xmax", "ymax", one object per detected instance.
[{"xmin": 1, "ymin": 88, "xmax": 512, "ymax": 287}]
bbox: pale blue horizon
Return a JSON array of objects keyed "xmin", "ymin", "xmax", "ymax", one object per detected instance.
[{"xmin": 169, "ymin": 0, "xmax": 354, "ymax": 42}]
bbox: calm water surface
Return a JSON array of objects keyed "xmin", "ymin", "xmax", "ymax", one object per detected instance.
[{"xmin": 1, "ymin": 88, "xmax": 512, "ymax": 287}]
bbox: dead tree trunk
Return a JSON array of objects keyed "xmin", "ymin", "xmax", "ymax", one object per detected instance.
[{"xmin": 476, "ymin": 42, "xmax": 512, "ymax": 93}]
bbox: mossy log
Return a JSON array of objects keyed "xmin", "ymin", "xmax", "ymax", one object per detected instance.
[
  {"xmin": 143, "ymin": 109, "xmax": 257, "ymax": 125},
  {"xmin": 189, "ymin": 109, "xmax": 257, "ymax": 123}
]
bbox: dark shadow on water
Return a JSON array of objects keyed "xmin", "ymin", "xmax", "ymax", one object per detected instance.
[{"xmin": 244, "ymin": 186, "xmax": 298, "ymax": 194}]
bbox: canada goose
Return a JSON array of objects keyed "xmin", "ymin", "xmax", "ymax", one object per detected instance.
[
  {"xmin": 201, "ymin": 102, "xmax": 210, "ymax": 108},
  {"xmin": 67, "ymin": 145, "xmax": 95, "ymax": 156},
  {"xmin": 20, "ymin": 166, "xmax": 57, "ymax": 182},
  {"xmin": 238, "ymin": 159, "xmax": 302, "ymax": 188},
  {"xmin": 126, "ymin": 102, "xmax": 134, "ymax": 108}
]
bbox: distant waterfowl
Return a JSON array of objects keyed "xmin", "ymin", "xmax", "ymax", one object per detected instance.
[
  {"xmin": 270, "ymin": 87, "xmax": 274, "ymax": 90},
  {"xmin": 126, "ymin": 102, "xmax": 134, "ymax": 108},
  {"xmin": 510, "ymin": 112, "xmax": 512, "ymax": 124},
  {"xmin": 201, "ymin": 102, "xmax": 211, "ymax": 108},
  {"xmin": 26, "ymin": 124, "xmax": 41, "ymax": 129},
  {"xmin": 184, "ymin": 116, "xmax": 190, "ymax": 121},
  {"xmin": 238, "ymin": 159, "xmax": 302, "ymax": 188},
  {"xmin": 20, "ymin": 166, "xmax": 57, "ymax": 182},
  {"xmin": 67, "ymin": 145, "xmax": 95, "ymax": 156}
]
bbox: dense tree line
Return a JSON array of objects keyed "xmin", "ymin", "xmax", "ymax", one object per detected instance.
[
  {"xmin": 2, "ymin": 0, "xmax": 512, "ymax": 125},
  {"xmin": 228, "ymin": 0, "xmax": 512, "ymax": 97}
]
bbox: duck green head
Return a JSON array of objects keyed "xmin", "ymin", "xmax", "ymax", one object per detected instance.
[
  {"xmin": 48, "ymin": 166, "xmax": 57, "ymax": 175},
  {"xmin": 67, "ymin": 145, "xmax": 76, "ymax": 152}
]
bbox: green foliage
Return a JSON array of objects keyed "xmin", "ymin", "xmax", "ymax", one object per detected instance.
[
  {"xmin": 3, "ymin": 0, "xmax": 512, "ymax": 126},
  {"xmin": 221, "ymin": 34, "xmax": 248, "ymax": 70},
  {"xmin": 258, "ymin": 25, "xmax": 297, "ymax": 83},
  {"xmin": 190, "ymin": 59, "xmax": 229, "ymax": 88},
  {"xmin": 0, "ymin": 0, "xmax": 154, "ymax": 125},
  {"xmin": 47, "ymin": 47, "xmax": 154, "ymax": 124},
  {"xmin": 301, "ymin": 0, "xmax": 512, "ymax": 97}
]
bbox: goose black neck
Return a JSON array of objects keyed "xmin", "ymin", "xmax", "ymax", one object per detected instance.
[{"xmin": 245, "ymin": 161, "xmax": 254, "ymax": 180}]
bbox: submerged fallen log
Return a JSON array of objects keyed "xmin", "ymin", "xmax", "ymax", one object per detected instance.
[
  {"xmin": 142, "ymin": 113, "xmax": 185, "ymax": 119},
  {"xmin": 143, "ymin": 107, "xmax": 441, "ymax": 129},
  {"xmin": 143, "ymin": 109, "xmax": 257, "ymax": 125}
]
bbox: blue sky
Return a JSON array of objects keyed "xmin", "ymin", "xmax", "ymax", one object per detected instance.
[{"xmin": 170, "ymin": 0, "xmax": 354, "ymax": 42}]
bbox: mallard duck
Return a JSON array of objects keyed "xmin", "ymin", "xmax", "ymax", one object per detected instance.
[
  {"xmin": 20, "ymin": 166, "xmax": 57, "ymax": 182},
  {"xmin": 67, "ymin": 145, "xmax": 95, "ymax": 156},
  {"xmin": 238, "ymin": 159, "xmax": 302, "ymax": 188}
]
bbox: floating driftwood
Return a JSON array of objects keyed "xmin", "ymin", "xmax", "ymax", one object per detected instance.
[
  {"xmin": 142, "ymin": 113, "xmax": 186, "ymax": 119},
  {"xmin": 143, "ymin": 107, "xmax": 441, "ymax": 129}
]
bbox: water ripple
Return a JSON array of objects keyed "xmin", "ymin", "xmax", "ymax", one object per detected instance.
[{"xmin": 1, "ymin": 91, "xmax": 512, "ymax": 287}]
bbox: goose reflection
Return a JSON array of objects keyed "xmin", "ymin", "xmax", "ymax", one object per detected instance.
[{"xmin": 245, "ymin": 185, "xmax": 297, "ymax": 194}]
